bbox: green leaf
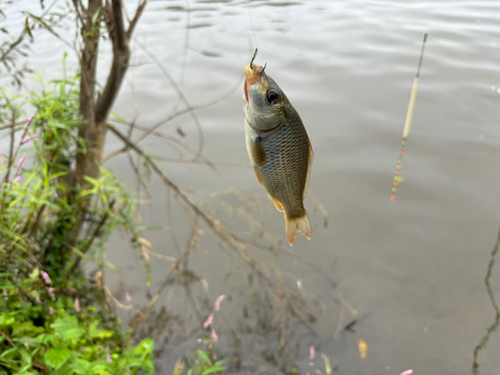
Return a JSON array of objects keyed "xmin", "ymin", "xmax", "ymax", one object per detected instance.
[
  {"xmin": 51, "ymin": 362, "xmax": 74, "ymax": 375},
  {"xmin": 0, "ymin": 347, "xmax": 19, "ymax": 358},
  {"xmin": 13, "ymin": 321, "xmax": 44, "ymax": 337},
  {"xmin": 108, "ymin": 113, "xmax": 126, "ymax": 123},
  {"xmin": 44, "ymin": 347, "xmax": 72, "ymax": 369},
  {"xmin": 72, "ymin": 358, "xmax": 91, "ymax": 374},
  {"xmin": 196, "ymin": 350, "xmax": 212, "ymax": 365},
  {"xmin": 0, "ymin": 312, "xmax": 15, "ymax": 326},
  {"xmin": 20, "ymin": 348, "xmax": 32, "ymax": 366},
  {"xmin": 132, "ymin": 338, "xmax": 154, "ymax": 355},
  {"xmin": 25, "ymin": 18, "xmax": 32, "ymax": 38},
  {"xmin": 50, "ymin": 315, "xmax": 84, "ymax": 341},
  {"xmin": 89, "ymin": 328, "xmax": 113, "ymax": 340}
]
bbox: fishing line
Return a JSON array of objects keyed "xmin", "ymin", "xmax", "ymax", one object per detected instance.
[
  {"xmin": 247, "ymin": 3, "xmax": 258, "ymax": 51},
  {"xmin": 390, "ymin": 33, "xmax": 428, "ymax": 202}
]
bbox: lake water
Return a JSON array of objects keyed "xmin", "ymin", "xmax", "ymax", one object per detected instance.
[{"xmin": 3, "ymin": 0, "xmax": 500, "ymax": 374}]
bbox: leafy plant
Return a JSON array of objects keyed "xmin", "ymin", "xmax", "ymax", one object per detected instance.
[{"xmin": 0, "ymin": 67, "xmax": 154, "ymax": 374}]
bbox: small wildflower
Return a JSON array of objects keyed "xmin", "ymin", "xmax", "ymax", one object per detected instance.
[
  {"xmin": 203, "ymin": 314, "xmax": 214, "ymax": 328},
  {"xmin": 307, "ymin": 373, "xmax": 310, "ymax": 375},
  {"xmin": 143, "ymin": 344, "xmax": 149, "ymax": 350},
  {"xmin": 21, "ymin": 134, "xmax": 37, "ymax": 145},
  {"xmin": 125, "ymin": 292, "xmax": 132, "ymax": 304},
  {"xmin": 211, "ymin": 329, "xmax": 218, "ymax": 342},
  {"xmin": 13, "ymin": 176, "xmax": 20, "ymax": 184},
  {"xmin": 106, "ymin": 352, "xmax": 113, "ymax": 363},
  {"xmin": 208, "ymin": 344, "xmax": 213, "ymax": 350},
  {"xmin": 49, "ymin": 307, "xmax": 53, "ymax": 314},
  {"xmin": 21, "ymin": 115, "xmax": 35, "ymax": 140},
  {"xmin": 400, "ymin": 371, "xmax": 413, "ymax": 375},
  {"xmin": 74, "ymin": 298, "xmax": 80, "ymax": 312},
  {"xmin": 24, "ymin": 342, "xmax": 29, "ymax": 350},
  {"xmin": 48, "ymin": 287, "xmax": 56, "ymax": 301},
  {"xmin": 3, "ymin": 289, "xmax": 7, "ymax": 300},
  {"xmin": 15, "ymin": 154, "xmax": 26, "ymax": 176},
  {"xmin": 41, "ymin": 270, "xmax": 51, "ymax": 285},
  {"xmin": 212, "ymin": 353, "xmax": 217, "ymax": 361},
  {"xmin": 197, "ymin": 338, "xmax": 202, "ymax": 344},
  {"xmin": 0, "ymin": 151, "xmax": 3, "ymax": 167},
  {"xmin": 214, "ymin": 294, "xmax": 226, "ymax": 311},
  {"xmin": 309, "ymin": 362, "xmax": 314, "ymax": 367},
  {"xmin": 310, "ymin": 345, "xmax": 315, "ymax": 360},
  {"xmin": 315, "ymin": 370, "xmax": 321, "ymax": 375}
]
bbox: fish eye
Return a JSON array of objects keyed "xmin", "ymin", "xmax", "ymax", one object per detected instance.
[{"xmin": 267, "ymin": 90, "xmax": 279, "ymax": 104}]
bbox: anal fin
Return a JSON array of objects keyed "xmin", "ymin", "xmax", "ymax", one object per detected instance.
[{"xmin": 270, "ymin": 195, "xmax": 284, "ymax": 212}]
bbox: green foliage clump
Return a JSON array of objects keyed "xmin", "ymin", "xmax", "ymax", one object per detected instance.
[
  {"xmin": 0, "ymin": 274, "xmax": 154, "ymax": 374},
  {"xmin": 0, "ymin": 69, "xmax": 154, "ymax": 374}
]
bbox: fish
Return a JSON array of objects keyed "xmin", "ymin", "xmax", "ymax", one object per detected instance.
[{"xmin": 242, "ymin": 50, "xmax": 313, "ymax": 246}]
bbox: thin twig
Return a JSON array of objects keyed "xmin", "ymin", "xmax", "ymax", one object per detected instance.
[
  {"xmin": 131, "ymin": 229, "xmax": 204, "ymax": 331},
  {"xmin": 131, "ymin": 37, "xmax": 204, "ymax": 161}
]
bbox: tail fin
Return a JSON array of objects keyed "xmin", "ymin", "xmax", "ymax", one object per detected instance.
[{"xmin": 285, "ymin": 212, "xmax": 312, "ymax": 246}]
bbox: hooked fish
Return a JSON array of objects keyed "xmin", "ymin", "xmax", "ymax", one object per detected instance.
[{"xmin": 242, "ymin": 50, "xmax": 313, "ymax": 246}]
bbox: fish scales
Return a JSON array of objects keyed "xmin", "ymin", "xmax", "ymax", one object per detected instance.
[{"xmin": 252, "ymin": 107, "xmax": 309, "ymax": 219}]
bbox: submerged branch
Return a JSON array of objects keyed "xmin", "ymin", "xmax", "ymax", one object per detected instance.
[{"xmin": 472, "ymin": 225, "xmax": 500, "ymax": 374}]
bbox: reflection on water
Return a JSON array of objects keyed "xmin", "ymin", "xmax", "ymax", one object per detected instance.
[{"xmin": 472, "ymin": 227, "xmax": 500, "ymax": 375}]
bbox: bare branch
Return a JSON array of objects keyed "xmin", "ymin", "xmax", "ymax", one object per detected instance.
[{"xmin": 126, "ymin": 0, "xmax": 147, "ymax": 40}]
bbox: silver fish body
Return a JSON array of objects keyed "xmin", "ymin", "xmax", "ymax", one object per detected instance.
[{"xmin": 243, "ymin": 61, "xmax": 313, "ymax": 245}]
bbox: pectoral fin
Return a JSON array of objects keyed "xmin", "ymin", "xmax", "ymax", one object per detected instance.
[{"xmin": 250, "ymin": 135, "xmax": 266, "ymax": 166}]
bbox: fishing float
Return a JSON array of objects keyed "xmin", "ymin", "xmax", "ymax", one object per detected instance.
[{"xmin": 391, "ymin": 33, "xmax": 428, "ymax": 202}]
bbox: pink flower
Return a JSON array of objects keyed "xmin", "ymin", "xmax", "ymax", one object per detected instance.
[
  {"xmin": 2, "ymin": 289, "xmax": 7, "ymax": 300},
  {"xmin": 49, "ymin": 307, "xmax": 53, "ymax": 314},
  {"xmin": 21, "ymin": 134, "xmax": 37, "ymax": 145},
  {"xmin": 74, "ymin": 298, "xmax": 80, "ymax": 312},
  {"xmin": 13, "ymin": 176, "xmax": 20, "ymax": 184},
  {"xmin": 214, "ymin": 295, "xmax": 226, "ymax": 311},
  {"xmin": 400, "ymin": 371, "xmax": 413, "ymax": 375},
  {"xmin": 40, "ymin": 270, "xmax": 51, "ymax": 285},
  {"xmin": 315, "ymin": 370, "xmax": 321, "ymax": 375},
  {"xmin": 125, "ymin": 292, "xmax": 132, "ymax": 304},
  {"xmin": 15, "ymin": 154, "xmax": 26, "ymax": 176},
  {"xmin": 197, "ymin": 338, "xmax": 202, "ymax": 344},
  {"xmin": 203, "ymin": 314, "xmax": 213, "ymax": 328},
  {"xmin": 309, "ymin": 362, "xmax": 314, "ymax": 367},
  {"xmin": 208, "ymin": 344, "xmax": 213, "ymax": 349},
  {"xmin": 212, "ymin": 353, "xmax": 217, "ymax": 361},
  {"xmin": 24, "ymin": 342, "xmax": 29, "ymax": 349},
  {"xmin": 211, "ymin": 329, "xmax": 218, "ymax": 342},
  {"xmin": 48, "ymin": 287, "xmax": 56, "ymax": 301},
  {"xmin": 106, "ymin": 352, "xmax": 113, "ymax": 363},
  {"xmin": 21, "ymin": 115, "xmax": 35, "ymax": 139},
  {"xmin": 310, "ymin": 345, "xmax": 315, "ymax": 360},
  {"xmin": 0, "ymin": 151, "xmax": 3, "ymax": 167}
]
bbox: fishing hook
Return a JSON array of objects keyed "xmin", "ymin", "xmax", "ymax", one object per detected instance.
[{"xmin": 250, "ymin": 48, "xmax": 258, "ymax": 71}]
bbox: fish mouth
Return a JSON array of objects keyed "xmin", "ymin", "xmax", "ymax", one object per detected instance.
[{"xmin": 243, "ymin": 63, "xmax": 264, "ymax": 103}]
